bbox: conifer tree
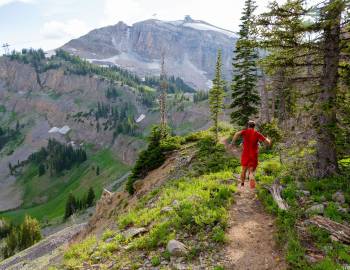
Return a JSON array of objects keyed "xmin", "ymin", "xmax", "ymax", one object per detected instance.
[
  {"xmin": 230, "ymin": 0, "xmax": 260, "ymax": 126},
  {"xmin": 19, "ymin": 215, "xmax": 41, "ymax": 250},
  {"xmin": 86, "ymin": 187, "xmax": 95, "ymax": 207},
  {"xmin": 3, "ymin": 227, "xmax": 18, "ymax": 258},
  {"xmin": 257, "ymin": 0, "xmax": 349, "ymax": 177},
  {"xmin": 209, "ymin": 50, "xmax": 225, "ymax": 142},
  {"xmin": 64, "ymin": 193, "xmax": 77, "ymax": 219}
]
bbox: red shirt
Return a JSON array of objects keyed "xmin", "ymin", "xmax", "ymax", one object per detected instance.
[{"xmin": 240, "ymin": 128, "xmax": 266, "ymax": 169}]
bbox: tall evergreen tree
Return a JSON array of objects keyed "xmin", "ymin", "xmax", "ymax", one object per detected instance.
[
  {"xmin": 257, "ymin": 0, "xmax": 349, "ymax": 177},
  {"xmin": 257, "ymin": 0, "xmax": 306, "ymax": 122},
  {"xmin": 86, "ymin": 187, "xmax": 95, "ymax": 207},
  {"xmin": 64, "ymin": 193, "xmax": 77, "ymax": 220},
  {"xmin": 230, "ymin": 0, "xmax": 260, "ymax": 126},
  {"xmin": 209, "ymin": 50, "xmax": 225, "ymax": 142}
]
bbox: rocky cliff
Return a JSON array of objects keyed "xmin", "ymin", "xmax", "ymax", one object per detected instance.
[
  {"xmin": 61, "ymin": 16, "xmax": 237, "ymax": 89},
  {"xmin": 0, "ymin": 54, "xmax": 211, "ymax": 212}
]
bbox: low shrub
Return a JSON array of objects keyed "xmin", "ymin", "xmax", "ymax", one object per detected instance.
[
  {"xmin": 212, "ymin": 225, "xmax": 227, "ymax": 243},
  {"xmin": 261, "ymin": 160, "xmax": 282, "ymax": 176},
  {"xmin": 151, "ymin": 256, "xmax": 161, "ymax": 266}
]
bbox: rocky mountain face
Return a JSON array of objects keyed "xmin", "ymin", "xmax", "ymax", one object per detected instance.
[
  {"xmin": 61, "ymin": 16, "xmax": 237, "ymax": 89},
  {"xmin": 0, "ymin": 55, "xmax": 211, "ymax": 212}
]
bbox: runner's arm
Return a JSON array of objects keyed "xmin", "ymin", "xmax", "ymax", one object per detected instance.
[
  {"xmin": 230, "ymin": 131, "xmax": 243, "ymax": 146},
  {"xmin": 264, "ymin": 137, "xmax": 272, "ymax": 146}
]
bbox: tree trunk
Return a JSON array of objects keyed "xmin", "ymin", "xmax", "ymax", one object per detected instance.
[
  {"xmin": 259, "ymin": 74, "xmax": 270, "ymax": 123},
  {"xmin": 309, "ymin": 215, "xmax": 350, "ymax": 244},
  {"xmin": 263, "ymin": 179, "xmax": 289, "ymax": 210},
  {"xmin": 315, "ymin": 1, "xmax": 342, "ymax": 177}
]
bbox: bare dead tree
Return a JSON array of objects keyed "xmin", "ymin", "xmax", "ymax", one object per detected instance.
[{"xmin": 159, "ymin": 52, "xmax": 168, "ymax": 138}]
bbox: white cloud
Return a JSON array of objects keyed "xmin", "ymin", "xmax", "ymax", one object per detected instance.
[
  {"xmin": 0, "ymin": 0, "xmax": 34, "ymax": 7},
  {"xmin": 40, "ymin": 19, "xmax": 89, "ymax": 40}
]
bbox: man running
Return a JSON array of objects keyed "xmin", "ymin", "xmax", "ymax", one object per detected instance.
[{"xmin": 230, "ymin": 120, "xmax": 271, "ymax": 188}]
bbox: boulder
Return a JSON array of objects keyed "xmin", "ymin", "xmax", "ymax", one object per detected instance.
[
  {"xmin": 172, "ymin": 200, "xmax": 180, "ymax": 207},
  {"xmin": 122, "ymin": 227, "xmax": 147, "ymax": 239},
  {"xmin": 161, "ymin": 206, "xmax": 173, "ymax": 213},
  {"xmin": 299, "ymin": 190, "xmax": 310, "ymax": 196},
  {"xmin": 306, "ymin": 204, "xmax": 325, "ymax": 215},
  {"xmin": 332, "ymin": 191, "xmax": 345, "ymax": 204},
  {"xmin": 166, "ymin": 240, "xmax": 188, "ymax": 257}
]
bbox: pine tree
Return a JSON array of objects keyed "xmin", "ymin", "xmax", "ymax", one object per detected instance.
[
  {"xmin": 3, "ymin": 227, "xmax": 18, "ymax": 258},
  {"xmin": 258, "ymin": 0, "xmax": 307, "ymax": 122},
  {"xmin": 64, "ymin": 193, "xmax": 77, "ymax": 219},
  {"xmin": 8, "ymin": 162, "xmax": 13, "ymax": 175},
  {"xmin": 209, "ymin": 50, "xmax": 225, "ymax": 142},
  {"xmin": 86, "ymin": 187, "xmax": 95, "ymax": 207},
  {"xmin": 257, "ymin": 0, "xmax": 349, "ymax": 177},
  {"xmin": 19, "ymin": 215, "xmax": 41, "ymax": 250},
  {"xmin": 38, "ymin": 163, "xmax": 46, "ymax": 176},
  {"xmin": 159, "ymin": 52, "xmax": 168, "ymax": 139},
  {"xmin": 230, "ymin": 0, "xmax": 260, "ymax": 126},
  {"xmin": 96, "ymin": 166, "xmax": 100, "ymax": 176}
]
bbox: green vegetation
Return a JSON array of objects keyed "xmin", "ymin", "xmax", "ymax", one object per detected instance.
[
  {"xmin": 28, "ymin": 138, "xmax": 87, "ymax": 175},
  {"xmin": 256, "ymin": 150, "xmax": 350, "ymax": 269},
  {"xmin": 63, "ymin": 141, "xmax": 237, "ymax": 268},
  {"xmin": 7, "ymin": 49, "xmax": 194, "ymax": 101},
  {"xmin": 194, "ymin": 90, "xmax": 209, "ymax": 103},
  {"xmin": 0, "ymin": 125, "xmax": 21, "ymax": 152},
  {"xmin": 0, "ymin": 149, "xmax": 129, "ymax": 224},
  {"xmin": 230, "ymin": 0, "xmax": 259, "ymax": 126},
  {"xmin": 209, "ymin": 50, "xmax": 225, "ymax": 141},
  {"xmin": 62, "ymin": 130, "xmax": 241, "ymax": 269},
  {"xmin": 2, "ymin": 215, "xmax": 41, "ymax": 258},
  {"xmin": 64, "ymin": 187, "xmax": 95, "ymax": 220},
  {"xmin": 95, "ymin": 102, "xmax": 137, "ymax": 136},
  {"xmin": 126, "ymin": 125, "xmax": 182, "ymax": 194},
  {"xmin": 144, "ymin": 75, "xmax": 195, "ymax": 93}
]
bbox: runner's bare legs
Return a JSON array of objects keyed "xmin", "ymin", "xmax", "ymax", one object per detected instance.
[
  {"xmin": 240, "ymin": 166, "xmax": 248, "ymax": 186},
  {"xmin": 248, "ymin": 167, "xmax": 256, "ymax": 188}
]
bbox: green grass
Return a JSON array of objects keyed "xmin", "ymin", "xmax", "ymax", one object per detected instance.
[
  {"xmin": 0, "ymin": 149, "xmax": 129, "ymax": 224},
  {"xmin": 256, "ymin": 150, "xmax": 350, "ymax": 270},
  {"xmin": 61, "ymin": 134, "xmax": 240, "ymax": 269},
  {"xmin": 62, "ymin": 170, "xmax": 237, "ymax": 269}
]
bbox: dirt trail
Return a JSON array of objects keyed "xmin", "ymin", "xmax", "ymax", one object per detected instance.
[
  {"xmin": 222, "ymin": 137, "xmax": 287, "ymax": 269},
  {"xmin": 224, "ymin": 184, "xmax": 287, "ymax": 269}
]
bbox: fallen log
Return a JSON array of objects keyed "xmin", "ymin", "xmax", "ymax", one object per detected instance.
[
  {"xmin": 308, "ymin": 215, "xmax": 350, "ymax": 244},
  {"xmin": 263, "ymin": 179, "xmax": 289, "ymax": 210}
]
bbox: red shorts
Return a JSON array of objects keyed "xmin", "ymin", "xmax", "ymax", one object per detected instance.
[{"xmin": 241, "ymin": 152, "xmax": 258, "ymax": 169}]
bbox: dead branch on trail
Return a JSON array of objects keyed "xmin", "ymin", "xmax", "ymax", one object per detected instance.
[
  {"xmin": 263, "ymin": 179, "xmax": 289, "ymax": 210},
  {"xmin": 308, "ymin": 215, "xmax": 350, "ymax": 244}
]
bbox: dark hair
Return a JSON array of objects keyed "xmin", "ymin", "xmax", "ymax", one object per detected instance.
[{"xmin": 247, "ymin": 120, "xmax": 256, "ymax": 128}]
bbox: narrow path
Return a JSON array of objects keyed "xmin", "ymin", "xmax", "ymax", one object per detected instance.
[
  {"xmin": 224, "ymin": 184, "xmax": 287, "ymax": 269},
  {"xmin": 221, "ymin": 137, "xmax": 287, "ymax": 269}
]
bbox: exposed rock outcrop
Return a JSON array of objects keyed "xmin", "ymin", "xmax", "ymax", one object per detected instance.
[
  {"xmin": 0, "ymin": 223, "xmax": 87, "ymax": 270},
  {"xmin": 62, "ymin": 16, "xmax": 237, "ymax": 89}
]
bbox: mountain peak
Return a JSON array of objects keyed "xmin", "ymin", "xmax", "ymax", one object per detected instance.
[
  {"xmin": 184, "ymin": 15, "xmax": 195, "ymax": 23},
  {"xmin": 61, "ymin": 17, "xmax": 236, "ymax": 89}
]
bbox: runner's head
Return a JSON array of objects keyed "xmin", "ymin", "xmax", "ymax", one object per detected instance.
[{"xmin": 247, "ymin": 120, "xmax": 256, "ymax": 129}]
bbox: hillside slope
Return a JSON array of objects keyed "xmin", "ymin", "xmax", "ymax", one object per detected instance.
[{"xmin": 0, "ymin": 50, "xmax": 211, "ymax": 216}]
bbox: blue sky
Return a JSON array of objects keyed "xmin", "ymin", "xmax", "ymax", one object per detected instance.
[{"xmin": 0, "ymin": 0, "xmax": 282, "ymax": 52}]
